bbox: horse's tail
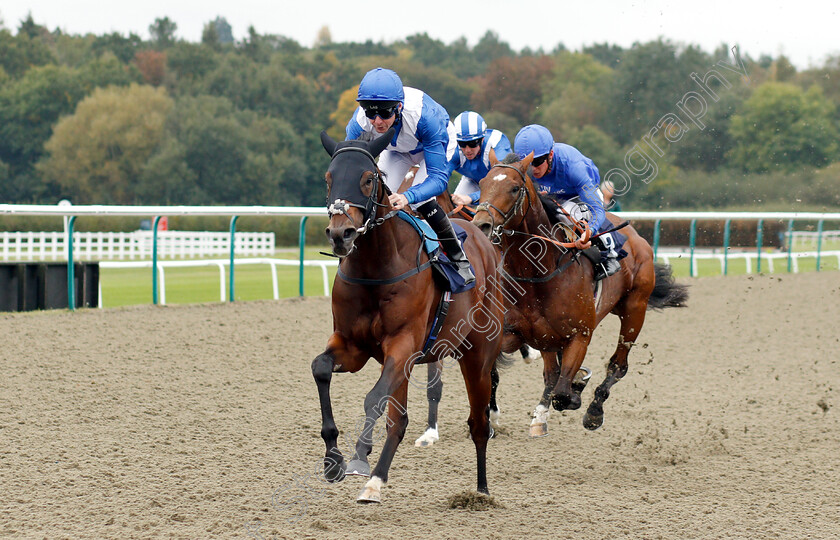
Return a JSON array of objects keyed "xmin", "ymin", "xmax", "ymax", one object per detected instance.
[{"xmin": 647, "ymin": 263, "xmax": 689, "ymax": 310}]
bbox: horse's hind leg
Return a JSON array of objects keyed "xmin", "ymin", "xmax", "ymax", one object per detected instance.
[
  {"xmin": 583, "ymin": 299, "xmax": 647, "ymax": 430},
  {"xmin": 415, "ymin": 361, "xmax": 442, "ymax": 447},
  {"xmin": 459, "ymin": 350, "xmax": 494, "ymax": 494}
]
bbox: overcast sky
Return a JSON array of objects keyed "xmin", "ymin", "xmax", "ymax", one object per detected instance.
[{"xmin": 2, "ymin": 0, "xmax": 837, "ymax": 69}]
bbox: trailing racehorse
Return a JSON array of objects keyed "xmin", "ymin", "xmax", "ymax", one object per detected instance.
[
  {"xmin": 313, "ymin": 129, "xmax": 505, "ymax": 503},
  {"xmin": 472, "ymin": 152, "xmax": 688, "ymax": 437}
]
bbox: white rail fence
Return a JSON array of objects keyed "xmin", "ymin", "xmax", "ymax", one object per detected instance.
[
  {"xmin": 99, "ymin": 258, "xmax": 337, "ymax": 307},
  {"xmin": 656, "ymin": 250, "xmax": 840, "ymax": 276},
  {"xmin": 0, "ymin": 230, "xmax": 275, "ymax": 261}
]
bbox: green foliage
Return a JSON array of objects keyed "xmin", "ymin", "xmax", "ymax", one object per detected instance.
[
  {"xmin": 728, "ymin": 83, "xmax": 840, "ymax": 172},
  {"xmin": 39, "ymin": 84, "xmax": 174, "ymax": 203},
  {"xmin": 0, "ymin": 28, "xmax": 56, "ymax": 77},
  {"xmin": 91, "ymin": 32, "xmax": 145, "ymax": 64},
  {"xmin": 149, "ymin": 17, "xmax": 178, "ymax": 48},
  {"xmin": 138, "ymin": 95, "xmax": 303, "ymax": 205},
  {"xmin": 1, "ymin": 22, "xmax": 839, "ymax": 212},
  {"xmin": 605, "ymin": 39, "xmax": 712, "ymax": 145}
]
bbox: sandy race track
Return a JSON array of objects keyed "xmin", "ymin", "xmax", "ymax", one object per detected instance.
[{"xmin": 1, "ymin": 272, "xmax": 838, "ymax": 539}]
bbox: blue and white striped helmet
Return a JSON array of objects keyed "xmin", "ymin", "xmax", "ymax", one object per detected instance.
[{"xmin": 453, "ymin": 111, "xmax": 487, "ymax": 142}]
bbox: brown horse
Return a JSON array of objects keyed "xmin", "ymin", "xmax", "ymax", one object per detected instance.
[
  {"xmin": 411, "ymin": 190, "xmax": 541, "ymax": 448},
  {"xmin": 313, "ymin": 129, "xmax": 505, "ymax": 503},
  {"xmin": 472, "ymin": 152, "xmax": 688, "ymax": 437}
]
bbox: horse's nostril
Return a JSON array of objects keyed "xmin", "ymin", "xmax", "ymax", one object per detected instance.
[
  {"xmin": 343, "ymin": 228, "xmax": 354, "ymax": 239},
  {"xmin": 478, "ymin": 223, "xmax": 492, "ymax": 236}
]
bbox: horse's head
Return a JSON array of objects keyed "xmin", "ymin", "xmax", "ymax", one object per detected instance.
[
  {"xmin": 473, "ymin": 151, "xmax": 535, "ymax": 240},
  {"xmin": 320, "ymin": 128, "xmax": 393, "ymax": 256}
]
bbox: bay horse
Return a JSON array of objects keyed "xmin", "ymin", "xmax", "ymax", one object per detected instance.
[
  {"xmin": 411, "ymin": 189, "xmax": 541, "ymax": 448},
  {"xmin": 313, "ymin": 128, "xmax": 505, "ymax": 503},
  {"xmin": 472, "ymin": 152, "xmax": 688, "ymax": 437}
]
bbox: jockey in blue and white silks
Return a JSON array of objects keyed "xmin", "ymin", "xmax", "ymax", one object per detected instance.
[
  {"xmin": 514, "ymin": 124, "xmax": 622, "ymax": 281},
  {"xmin": 345, "ymin": 67, "xmax": 474, "ymax": 285},
  {"xmin": 446, "ymin": 111, "xmax": 512, "ymax": 205}
]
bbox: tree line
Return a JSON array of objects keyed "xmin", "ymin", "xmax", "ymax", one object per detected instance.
[{"xmin": 1, "ymin": 13, "xmax": 839, "ymax": 212}]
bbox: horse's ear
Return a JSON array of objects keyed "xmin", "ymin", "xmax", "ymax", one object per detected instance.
[
  {"xmin": 489, "ymin": 147, "xmax": 498, "ymax": 166},
  {"xmin": 369, "ymin": 127, "xmax": 395, "ymax": 158},
  {"xmin": 520, "ymin": 151, "xmax": 534, "ymax": 171},
  {"xmin": 320, "ymin": 130, "xmax": 337, "ymax": 157}
]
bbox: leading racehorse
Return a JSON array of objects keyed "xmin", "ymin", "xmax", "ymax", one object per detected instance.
[
  {"xmin": 472, "ymin": 152, "xmax": 688, "ymax": 437},
  {"xmin": 312, "ymin": 128, "xmax": 504, "ymax": 503}
]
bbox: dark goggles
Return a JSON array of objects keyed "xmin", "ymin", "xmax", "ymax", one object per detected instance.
[
  {"xmin": 532, "ymin": 153, "xmax": 550, "ymax": 167},
  {"xmin": 457, "ymin": 138, "xmax": 483, "ymax": 149},
  {"xmin": 363, "ymin": 106, "xmax": 399, "ymax": 120}
]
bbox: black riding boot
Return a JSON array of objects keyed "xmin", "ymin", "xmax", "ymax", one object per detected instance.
[
  {"xmin": 594, "ymin": 232, "xmax": 620, "ymax": 281},
  {"xmin": 417, "ymin": 200, "xmax": 475, "ymax": 285}
]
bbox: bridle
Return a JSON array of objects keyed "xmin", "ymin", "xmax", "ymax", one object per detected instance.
[
  {"xmin": 473, "ymin": 163, "xmax": 532, "ymax": 245},
  {"xmin": 326, "ymin": 146, "xmax": 395, "ymax": 235}
]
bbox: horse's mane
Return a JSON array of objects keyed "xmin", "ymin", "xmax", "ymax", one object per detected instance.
[{"xmin": 501, "ymin": 154, "xmax": 520, "ymax": 165}]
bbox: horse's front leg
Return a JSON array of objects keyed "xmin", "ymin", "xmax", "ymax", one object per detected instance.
[
  {"xmin": 529, "ymin": 350, "xmax": 560, "ymax": 438},
  {"xmin": 551, "ymin": 332, "xmax": 592, "ymax": 412},
  {"xmin": 414, "ymin": 360, "xmax": 442, "ymax": 448},
  {"xmin": 311, "ymin": 334, "xmax": 369, "ymax": 483},
  {"xmin": 353, "ymin": 333, "xmax": 418, "ymax": 503},
  {"xmin": 358, "ymin": 380, "xmax": 410, "ymax": 503}
]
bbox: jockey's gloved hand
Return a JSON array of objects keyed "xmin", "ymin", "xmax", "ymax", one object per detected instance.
[{"xmin": 574, "ymin": 226, "xmax": 592, "ymax": 250}]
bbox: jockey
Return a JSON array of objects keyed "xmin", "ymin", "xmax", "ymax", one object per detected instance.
[
  {"xmin": 345, "ymin": 67, "xmax": 475, "ymax": 285},
  {"xmin": 446, "ymin": 111, "xmax": 512, "ymax": 206},
  {"xmin": 514, "ymin": 124, "xmax": 622, "ymax": 281}
]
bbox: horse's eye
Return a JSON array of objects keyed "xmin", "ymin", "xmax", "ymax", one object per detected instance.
[
  {"xmin": 512, "ymin": 186, "xmax": 520, "ymax": 194},
  {"xmin": 365, "ymin": 177, "xmax": 372, "ymax": 185}
]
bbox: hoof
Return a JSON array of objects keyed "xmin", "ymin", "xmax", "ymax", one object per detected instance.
[
  {"xmin": 356, "ymin": 477, "xmax": 383, "ymax": 504},
  {"xmin": 552, "ymin": 392, "xmax": 581, "ymax": 411},
  {"xmin": 489, "ymin": 408, "xmax": 501, "ymax": 430},
  {"xmin": 572, "ymin": 366, "xmax": 592, "ymax": 395},
  {"xmin": 488, "ymin": 425, "xmax": 496, "ymax": 439},
  {"xmin": 323, "ymin": 455, "xmax": 346, "ymax": 483},
  {"xmin": 346, "ymin": 459, "xmax": 371, "ymax": 477},
  {"xmin": 582, "ymin": 412, "xmax": 604, "ymax": 431},
  {"xmin": 414, "ymin": 427, "xmax": 439, "ymax": 448},
  {"xmin": 529, "ymin": 423, "xmax": 548, "ymax": 438}
]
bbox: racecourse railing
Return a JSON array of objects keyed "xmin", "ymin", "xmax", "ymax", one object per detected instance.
[
  {"xmin": 2, "ymin": 204, "xmax": 840, "ymax": 310},
  {"xmin": 0, "ymin": 230, "xmax": 275, "ymax": 260}
]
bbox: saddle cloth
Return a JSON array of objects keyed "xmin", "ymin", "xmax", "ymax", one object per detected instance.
[{"xmin": 396, "ymin": 211, "xmax": 476, "ymax": 294}]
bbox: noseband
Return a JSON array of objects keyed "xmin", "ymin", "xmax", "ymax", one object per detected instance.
[{"xmin": 473, "ymin": 164, "xmax": 531, "ymax": 244}]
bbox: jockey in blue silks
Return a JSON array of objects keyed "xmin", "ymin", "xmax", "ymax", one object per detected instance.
[
  {"xmin": 514, "ymin": 124, "xmax": 622, "ymax": 281},
  {"xmin": 345, "ymin": 67, "xmax": 474, "ymax": 285},
  {"xmin": 446, "ymin": 111, "xmax": 512, "ymax": 206}
]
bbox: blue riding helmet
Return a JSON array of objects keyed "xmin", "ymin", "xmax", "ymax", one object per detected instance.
[
  {"xmin": 515, "ymin": 124, "xmax": 554, "ymax": 159},
  {"xmin": 453, "ymin": 111, "xmax": 487, "ymax": 142},
  {"xmin": 357, "ymin": 68, "xmax": 405, "ymax": 103}
]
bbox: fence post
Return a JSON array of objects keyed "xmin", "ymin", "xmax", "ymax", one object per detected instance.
[
  {"xmin": 756, "ymin": 219, "xmax": 764, "ymax": 273},
  {"xmin": 786, "ymin": 219, "xmax": 794, "ymax": 273},
  {"xmin": 689, "ymin": 219, "xmax": 697, "ymax": 277},
  {"xmin": 723, "ymin": 219, "xmax": 731, "ymax": 276},
  {"xmin": 299, "ymin": 216, "xmax": 309, "ymax": 297},
  {"xmin": 816, "ymin": 219, "xmax": 824, "ymax": 271},
  {"xmin": 229, "ymin": 215, "xmax": 239, "ymax": 302},
  {"xmin": 67, "ymin": 216, "xmax": 77, "ymax": 310},
  {"xmin": 652, "ymin": 218, "xmax": 661, "ymax": 261},
  {"xmin": 152, "ymin": 216, "xmax": 162, "ymax": 305}
]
